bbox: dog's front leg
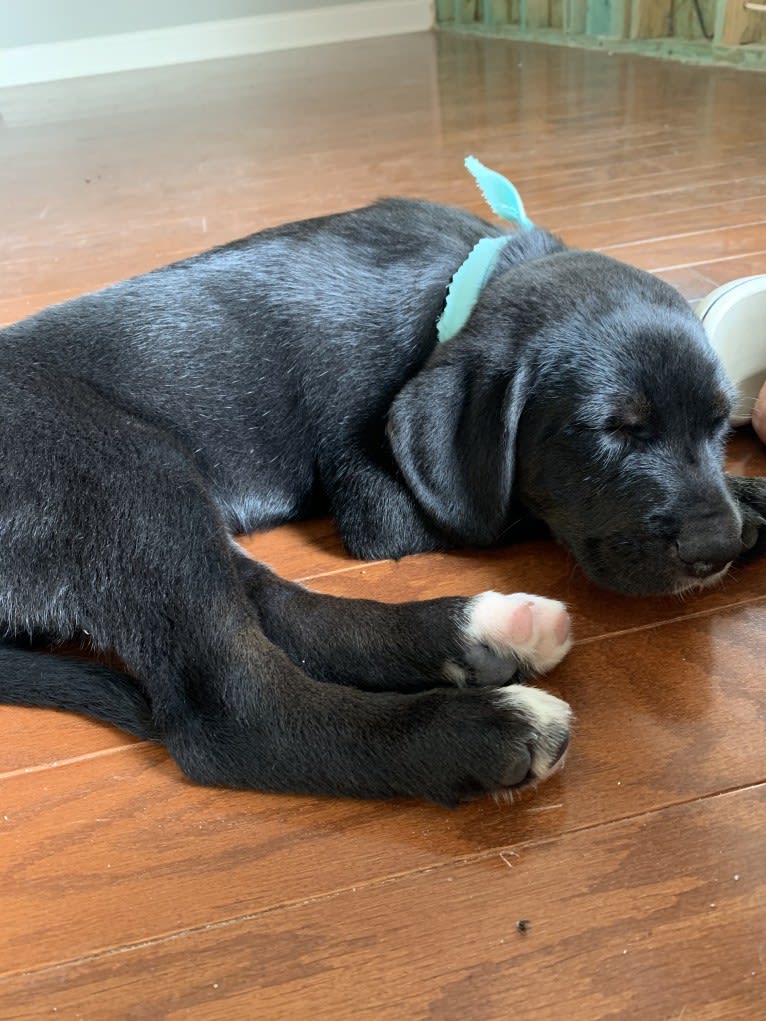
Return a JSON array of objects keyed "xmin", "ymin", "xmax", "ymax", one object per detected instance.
[
  {"xmin": 235, "ymin": 556, "xmax": 572, "ymax": 693},
  {"xmin": 323, "ymin": 455, "xmax": 447, "ymax": 560}
]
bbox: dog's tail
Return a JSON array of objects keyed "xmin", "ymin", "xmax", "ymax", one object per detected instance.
[{"xmin": 0, "ymin": 641, "xmax": 158, "ymax": 740}]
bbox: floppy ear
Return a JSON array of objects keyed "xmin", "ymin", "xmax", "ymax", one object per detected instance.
[{"xmin": 387, "ymin": 361, "xmax": 528, "ymax": 545}]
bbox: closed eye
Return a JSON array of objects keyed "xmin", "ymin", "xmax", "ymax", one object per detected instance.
[
  {"xmin": 709, "ymin": 388, "xmax": 733, "ymax": 434},
  {"xmin": 603, "ymin": 419, "xmax": 654, "ymax": 446}
]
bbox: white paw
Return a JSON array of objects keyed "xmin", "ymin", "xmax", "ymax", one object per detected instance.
[
  {"xmin": 498, "ymin": 684, "xmax": 572, "ymax": 780},
  {"xmin": 462, "ymin": 590, "xmax": 572, "ymax": 678}
]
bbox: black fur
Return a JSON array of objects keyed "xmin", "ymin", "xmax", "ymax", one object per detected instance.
[{"xmin": 1, "ymin": 197, "xmax": 764, "ymax": 805}]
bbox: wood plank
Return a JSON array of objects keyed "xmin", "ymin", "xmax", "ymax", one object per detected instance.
[
  {"xmin": 523, "ymin": 0, "xmax": 552, "ymax": 29},
  {"xmin": 564, "ymin": 0, "xmax": 588, "ymax": 32},
  {"xmin": 513, "ymin": 144, "xmax": 766, "ymax": 215},
  {"xmin": 1, "ymin": 68, "xmax": 755, "ymax": 234},
  {"xmin": 0, "ymin": 708, "xmax": 138, "ymax": 776},
  {"xmin": 0, "ymin": 127, "xmax": 714, "ymax": 239},
  {"xmin": 528, "ymin": 155, "xmax": 766, "ymax": 222},
  {"xmin": 673, "ymin": 0, "xmax": 716, "ymax": 41},
  {"xmin": 6, "ymin": 138, "xmax": 744, "ymax": 300},
  {"xmin": 7, "ymin": 137, "xmax": 763, "ymax": 305},
  {"xmin": 304, "ymin": 546, "xmax": 766, "ymax": 639},
  {"xmin": 3, "ymin": 786, "xmax": 763, "ymax": 1019},
  {"xmin": 654, "ymin": 265, "xmax": 723, "ymax": 300},
  {"xmin": 4, "ymin": 58, "xmax": 765, "ymax": 304},
  {"xmin": 559, "ymin": 193, "xmax": 766, "ymax": 250},
  {"xmin": 716, "ymin": 0, "xmax": 766, "ymax": 45},
  {"xmin": 598, "ymin": 221, "xmax": 766, "ymax": 272},
  {"xmin": 456, "ymin": 0, "xmax": 479, "ymax": 23},
  {"xmin": 2, "ymin": 600, "xmax": 766, "ymax": 973},
  {"xmin": 666, "ymin": 250, "xmax": 766, "ymax": 290},
  {"xmin": 2, "ymin": 184, "xmax": 765, "ymax": 327},
  {"xmin": 630, "ymin": 0, "xmax": 672, "ymax": 38},
  {"xmin": 5, "ymin": 164, "xmax": 765, "ymax": 329},
  {"xmin": 542, "ymin": 176, "xmax": 766, "ymax": 234},
  {"xmin": 236, "ymin": 519, "xmax": 376, "ymax": 584},
  {"xmin": 483, "ymin": 0, "xmax": 512, "ymax": 27}
]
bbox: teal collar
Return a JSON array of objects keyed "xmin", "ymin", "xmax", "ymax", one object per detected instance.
[{"xmin": 436, "ymin": 157, "xmax": 534, "ymax": 344}]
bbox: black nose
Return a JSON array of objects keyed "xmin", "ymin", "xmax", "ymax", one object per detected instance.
[
  {"xmin": 675, "ymin": 501, "xmax": 743, "ymax": 579},
  {"xmin": 675, "ymin": 535, "xmax": 740, "ymax": 578}
]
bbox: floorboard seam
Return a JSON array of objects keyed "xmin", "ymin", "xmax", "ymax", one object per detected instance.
[
  {"xmin": 0, "ymin": 741, "xmax": 149, "ymax": 782},
  {"xmin": 573, "ymin": 593, "xmax": 766, "ymax": 646},
  {"xmin": 537, "ymin": 174, "xmax": 766, "ymax": 217},
  {"xmin": 649, "ymin": 247, "xmax": 766, "ymax": 273},
  {"xmin": 598, "ymin": 217, "xmax": 766, "ymax": 252}
]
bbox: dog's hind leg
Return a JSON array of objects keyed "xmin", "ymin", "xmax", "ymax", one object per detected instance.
[
  {"xmin": 0, "ymin": 380, "xmax": 571, "ymax": 804},
  {"xmin": 235, "ymin": 556, "xmax": 572, "ymax": 693}
]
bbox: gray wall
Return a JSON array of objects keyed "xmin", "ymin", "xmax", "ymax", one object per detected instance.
[{"xmin": 2, "ymin": 0, "xmax": 376, "ymax": 47}]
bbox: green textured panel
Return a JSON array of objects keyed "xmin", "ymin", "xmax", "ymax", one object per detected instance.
[
  {"xmin": 564, "ymin": 0, "xmax": 587, "ymax": 33},
  {"xmin": 586, "ymin": 0, "xmax": 625, "ymax": 36},
  {"xmin": 437, "ymin": 19, "xmax": 766, "ymax": 70}
]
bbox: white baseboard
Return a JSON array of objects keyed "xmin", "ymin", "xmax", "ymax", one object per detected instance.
[{"xmin": 0, "ymin": 0, "xmax": 434, "ymax": 88}]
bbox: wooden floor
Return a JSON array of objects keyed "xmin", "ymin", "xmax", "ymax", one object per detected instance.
[{"xmin": 2, "ymin": 29, "xmax": 766, "ymax": 1021}]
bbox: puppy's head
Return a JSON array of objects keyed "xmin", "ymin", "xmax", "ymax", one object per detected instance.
[{"xmin": 389, "ymin": 250, "xmax": 747, "ymax": 596}]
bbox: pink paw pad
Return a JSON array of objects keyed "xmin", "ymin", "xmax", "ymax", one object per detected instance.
[
  {"xmin": 505, "ymin": 600, "xmax": 534, "ymax": 645},
  {"xmin": 553, "ymin": 607, "xmax": 571, "ymax": 646},
  {"xmin": 467, "ymin": 591, "xmax": 573, "ymax": 676}
]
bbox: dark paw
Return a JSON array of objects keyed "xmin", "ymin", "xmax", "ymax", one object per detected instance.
[
  {"xmin": 422, "ymin": 685, "xmax": 572, "ymax": 806},
  {"xmin": 728, "ymin": 476, "xmax": 766, "ymax": 557}
]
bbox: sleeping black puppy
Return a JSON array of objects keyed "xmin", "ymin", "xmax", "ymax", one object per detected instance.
[{"xmin": 1, "ymin": 197, "xmax": 765, "ymax": 806}]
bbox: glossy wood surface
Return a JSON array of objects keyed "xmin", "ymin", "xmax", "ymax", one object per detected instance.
[{"xmin": 1, "ymin": 30, "xmax": 766, "ymax": 1020}]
